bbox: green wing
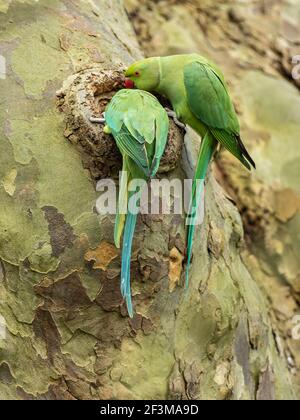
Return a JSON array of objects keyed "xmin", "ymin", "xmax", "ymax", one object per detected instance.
[
  {"xmin": 184, "ymin": 61, "xmax": 255, "ymax": 169},
  {"xmin": 115, "ymin": 128, "xmax": 151, "ymax": 177},
  {"xmin": 106, "ymin": 89, "xmax": 169, "ymax": 176},
  {"xmin": 150, "ymin": 110, "xmax": 169, "ymax": 176}
]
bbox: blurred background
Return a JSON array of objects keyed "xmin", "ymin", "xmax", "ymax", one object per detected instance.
[{"xmin": 124, "ymin": 0, "xmax": 300, "ymax": 393}]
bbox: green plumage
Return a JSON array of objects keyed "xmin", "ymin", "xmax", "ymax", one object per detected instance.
[
  {"xmin": 186, "ymin": 132, "xmax": 217, "ymax": 286},
  {"xmin": 125, "ymin": 54, "xmax": 256, "ymax": 285},
  {"xmin": 105, "ymin": 89, "xmax": 169, "ymax": 317}
]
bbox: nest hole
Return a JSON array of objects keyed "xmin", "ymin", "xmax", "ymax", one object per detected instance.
[{"xmin": 57, "ymin": 67, "xmax": 184, "ymax": 181}]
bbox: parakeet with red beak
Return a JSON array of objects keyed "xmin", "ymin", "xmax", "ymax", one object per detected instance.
[
  {"xmin": 104, "ymin": 89, "xmax": 169, "ymax": 317},
  {"xmin": 124, "ymin": 54, "xmax": 255, "ymax": 285}
]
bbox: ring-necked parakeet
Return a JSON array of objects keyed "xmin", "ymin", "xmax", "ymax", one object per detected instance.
[
  {"xmin": 104, "ymin": 89, "xmax": 169, "ymax": 317},
  {"xmin": 124, "ymin": 54, "xmax": 255, "ymax": 285}
]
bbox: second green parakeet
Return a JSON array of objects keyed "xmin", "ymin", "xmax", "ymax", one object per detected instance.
[
  {"xmin": 124, "ymin": 54, "xmax": 255, "ymax": 285},
  {"xmin": 104, "ymin": 89, "xmax": 169, "ymax": 317}
]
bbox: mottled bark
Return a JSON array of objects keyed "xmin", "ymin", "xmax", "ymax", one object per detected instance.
[
  {"xmin": 125, "ymin": 0, "xmax": 300, "ymax": 398},
  {"xmin": 0, "ymin": 0, "xmax": 296, "ymax": 400}
]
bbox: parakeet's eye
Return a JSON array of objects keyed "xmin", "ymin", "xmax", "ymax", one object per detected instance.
[{"xmin": 135, "ymin": 71, "xmax": 140, "ymax": 77}]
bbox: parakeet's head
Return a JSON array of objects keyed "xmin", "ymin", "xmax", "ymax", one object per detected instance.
[{"xmin": 124, "ymin": 58, "xmax": 160, "ymax": 91}]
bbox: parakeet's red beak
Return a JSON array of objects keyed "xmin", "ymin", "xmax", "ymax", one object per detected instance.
[{"xmin": 124, "ymin": 78, "xmax": 135, "ymax": 89}]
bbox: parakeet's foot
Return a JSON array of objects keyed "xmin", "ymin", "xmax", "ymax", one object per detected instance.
[
  {"xmin": 103, "ymin": 125, "xmax": 112, "ymax": 134},
  {"xmin": 90, "ymin": 113, "xmax": 112, "ymax": 133},
  {"xmin": 165, "ymin": 108, "xmax": 186, "ymax": 129},
  {"xmin": 90, "ymin": 112, "xmax": 106, "ymax": 124}
]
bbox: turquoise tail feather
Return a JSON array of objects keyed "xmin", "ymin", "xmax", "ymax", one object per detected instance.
[
  {"xmin": 121, "ymin": 210, "xmax": 138, "ymax": 318},
  {"xmin": 186, "ymin": 132, "xmax": 218, "ymax": 287}
]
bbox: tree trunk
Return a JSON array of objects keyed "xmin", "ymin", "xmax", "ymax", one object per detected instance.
[
  {"xmin": 0, "ymin": 0, "xmax": 296, "ymax": 400},
  {"xmin": 126, "ymin": 0, "xmax": 300, "ymax": 399}
]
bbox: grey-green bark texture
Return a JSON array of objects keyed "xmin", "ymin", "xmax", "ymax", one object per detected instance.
[
  {"xmin": 125, "ymin": 0, "xmax": 300, "ymax": 399},
  {"xmin": 0, "ymin": 0, "xmax": 297, "ymax": 400}
]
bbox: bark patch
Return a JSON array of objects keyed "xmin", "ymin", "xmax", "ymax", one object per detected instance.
[
  {"xmin": 169, "ymin": 246, "xmax": 184, "ymax": 292},
  {"xmin": 85, "ymin": 241, "xmax": 119, "ymax": 271},
  {"xmin": 43, "ymin": 206, "xmax": 77, "ymax": 257},
  {"xmin": 35, "ymin": 272, "xmax": 92, "ymax": 311},
  {"xmin": 256, "ymin": 363, "xmax": 275, "ymax": 401},
  {"xmin": 96, "ymin": 272, "xmax": 123, "ymax": 312}
]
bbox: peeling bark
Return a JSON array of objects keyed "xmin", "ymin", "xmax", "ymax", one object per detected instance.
[
  {"xmin": 0, "ymin": 0, "xmax": 297, "ymax": 400},
  {"xmin": 125, "ymin": 0, "xmax": 300, "ymax": 399}
]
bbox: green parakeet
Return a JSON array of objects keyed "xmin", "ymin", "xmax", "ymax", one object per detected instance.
[
  {"xmin": 104, "ymin": 89, "xmax": 169, "ymax": 317},
  {"xmin": 124, "ymin": 54, "xmax": 255, "ymax": 285}
]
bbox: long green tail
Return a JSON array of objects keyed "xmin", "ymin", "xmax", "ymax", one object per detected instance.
[
  {"xmin": 186, "ymin": 131, "xmax": 218, "ymax": 286},
  {"xmin": 120, "ymin": 209, "xmax": 138, "ymax": 318}
]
